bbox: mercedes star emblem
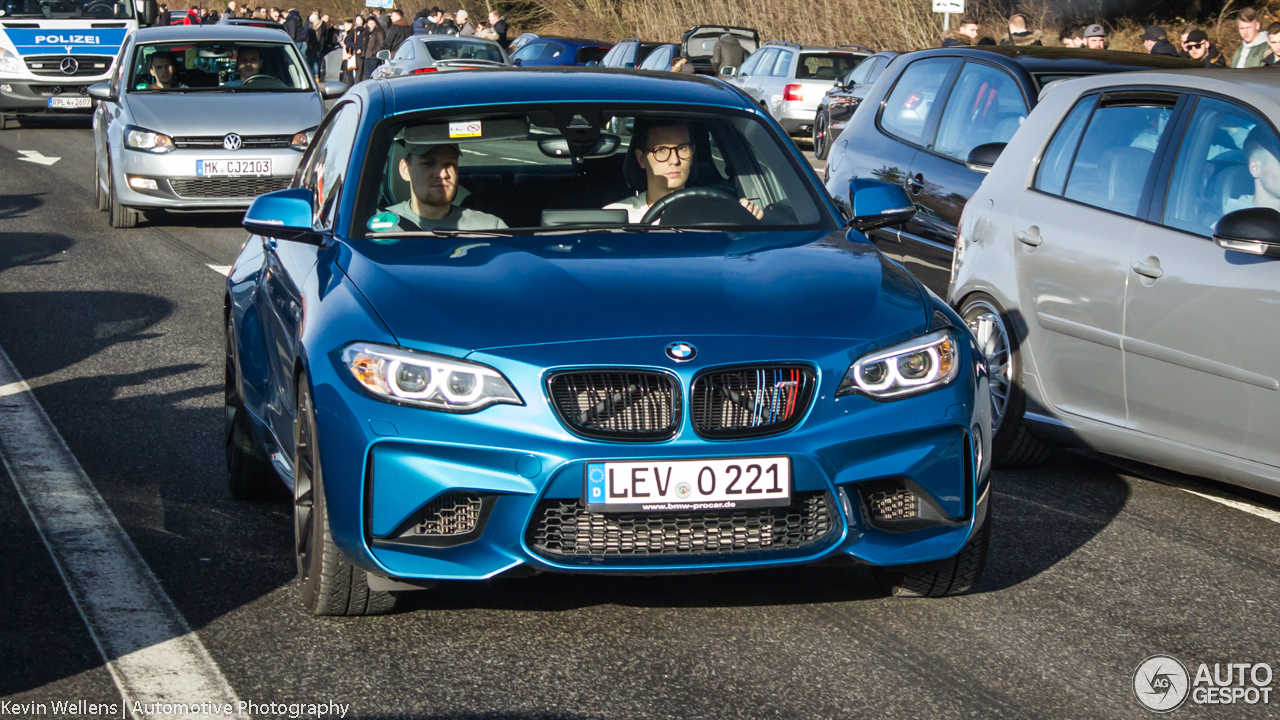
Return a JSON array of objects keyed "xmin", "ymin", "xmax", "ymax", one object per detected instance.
[
  {"xmin": 223, "ymin": 133, "xmax": 242, "ymax": 151},
  {"xmin": 59, "ymin": 57, "xmax": 79, "ymax": 75},
  {"xmin": 665, "ymin": 342, "xmax": 697, "ymax": 362}
]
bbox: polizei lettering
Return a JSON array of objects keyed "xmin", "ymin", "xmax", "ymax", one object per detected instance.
[{"xmin": 35, "ymin": 34, "xmax": 102, "ymax": 44}]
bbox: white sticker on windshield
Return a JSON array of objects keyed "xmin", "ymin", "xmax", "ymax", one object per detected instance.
[{"xmin": 449, "ymin": 121, "xmax": 482, "ymax": 138}]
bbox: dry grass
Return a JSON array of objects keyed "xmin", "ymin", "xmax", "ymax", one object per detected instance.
[{"xmin": 306, "ymin": 0, "xmax": 1280, "ymax": 60}]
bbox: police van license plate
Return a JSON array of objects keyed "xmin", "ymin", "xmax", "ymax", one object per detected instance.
[
  {"xmin": 47, "ymin": 97, "xmax": 91, "ymax": 109},
  {"xmin": 584, "ymin": 457, "xmax": 791, "ymax": 512},
  {"xmin": 196, "ymin": 159, "xmax": 272, "ymax": 177}
]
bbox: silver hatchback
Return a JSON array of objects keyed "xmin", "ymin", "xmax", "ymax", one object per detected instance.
[
  {"xmin": 950, "ymin": 70, "xmax": 1280, "ymax": 496},
  {"xmin": 722, "ymin": 41, "xmax": 868, "ymax": 135},
  {"xmin": 89, "ymin": 25, "xmax": 345, "ymax": 228},
  {"xmin": 372, "ymin": 35, "xmax": 509, "ymax": 80}
]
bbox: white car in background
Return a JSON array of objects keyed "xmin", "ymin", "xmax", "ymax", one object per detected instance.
[{"xmin": 722, "ymin": 41, "xmax": 869, "ymax": 136}]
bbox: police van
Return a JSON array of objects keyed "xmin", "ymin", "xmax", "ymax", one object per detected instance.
[{"xmin": 0, "ymin": 0, "xmax": 158, "ymax": 128}]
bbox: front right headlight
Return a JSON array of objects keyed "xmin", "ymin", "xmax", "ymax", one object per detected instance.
[
  {"xmin": 0, "ymin": 48, "xmax": 23, "ymax": 74},
  {"xmin": 837, "ymin": 329, "xmax": 961, "ymax": 400},
  {"xmin": 342, "ymin": 342, "xmax": 523, "ymax": 413},
  {"xmin": 125, "ymin": 125, "xmax": 174, "ymax": 153}
]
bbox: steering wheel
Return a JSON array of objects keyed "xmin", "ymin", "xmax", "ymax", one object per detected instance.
[
  {"xmin": 639, "ymin": 186, "xmax": 761, "ymax": 226},
  {"xmin": 84, "ymin": 1, "xmax": 116, "ymax": 17},
  {"xmin": 242, "ymin": 74, "xmax": 285, "ymax": 88}
]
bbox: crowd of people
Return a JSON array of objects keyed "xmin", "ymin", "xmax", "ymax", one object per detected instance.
[
  {"xmin": 942, "ymin": 6, "xmax": 1280, "ymax": 69},
  {"xmin": 154, "ymin": 3, "xmax": 512, "ymax": 83}
]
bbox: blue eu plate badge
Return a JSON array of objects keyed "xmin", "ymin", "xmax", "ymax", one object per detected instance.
[{"xmin": 586, "ymin": 463, "xmax": 606, "ymax": 503}]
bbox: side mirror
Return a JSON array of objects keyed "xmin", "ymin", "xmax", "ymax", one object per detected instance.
[
  {"xmin": 848, "ymin": 178, "xmax": 916, "ymax": 232},
  {"xmin": 1214, "ymin": 207, "xmax": 1280, "ymax": 257},
  {"xmin": 87, "ymin": 82, "xmax": 114, "ymax": 101},
  {"xmin": 376, "ymin": 49, "xmax": 391, "ymax": 60},
  {"xmin": 243, "ymin": 188, "xmax": 322, "ymax": 244},
  {"xmin": 585, "ymin": 60, "xmax": 598, "ymax": 67},
  {"xmin": 141, "ymin": 0, "xmax": 158, "ymax": 25},
  {"xmin": 965, "ymin": 142, "xmax": 1006, "ymax": 174},
  {"xmin": 623, "ymin": 62, "xmax": 636, "ymax": 69},
  {"xmin": 512, "ymin": 58, "xmax": 522, "ymax": 66},
  {"xmin": 719, "ymin": 65, "xmax": 736, "ymax": 77},
  {"xmin": 321, "ymin": 80, "xmax": 347, "ymax": 98}
]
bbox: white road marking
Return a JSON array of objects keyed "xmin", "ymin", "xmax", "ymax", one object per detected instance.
[
  {"xmin": 17, "ymin": 149, "xmax": 60, "ymax": 166},
  {"xmin": 207, "ymin": 265, "xmax": 232, "ymax": 276},
  {"xmin": 0, "ymin": 346, "xmax": 247, "ymax": 720},
  {"xmin": 1092, "ymin": 453, "xmax": 1280, "ymax": 526},
  {"xmin": 460, "ymin": 148, "xmax": 486, "ymax": 155},
  {"xmin": 499, "ymin": 156, "xmax": 538, "ymax": 164},
  {"xmin": 1178, "ymin": 488, "xmax": 1280, "ymax": 525}
]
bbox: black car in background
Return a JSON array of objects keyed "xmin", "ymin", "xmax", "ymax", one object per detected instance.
[
  {"xmin": 813, "ymin": 50, "xmax": 898, "ymax": 160},
  {"xmin": 823, "ymin": 46, "xmax": 1198, "ymax": 293},
  {"xmin": 596, "ymin": 38, "xmax": 665, "ymax": 69}
]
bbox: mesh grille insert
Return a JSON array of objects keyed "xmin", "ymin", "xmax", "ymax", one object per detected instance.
[
  {"xmin": 547, "ymin": 371, "xmax": 679, "ymax": 441},
  {"xmin": 410, "ymin": 492, "xmax": 484, "ymax": 537},
  {"xmin": 691, "ymin": 366, "xmax": 816, "ymax": 439},
  {"xmin": 169, "ymin": 176, "xmax": 291, "ymax": 199},
  {"xmin": 866, "ymin": 488, "xmax": 919, "ymax": 521},
  {"xmin": 528, "ymin": 491, "xmax": 835, "ymax": 559}
]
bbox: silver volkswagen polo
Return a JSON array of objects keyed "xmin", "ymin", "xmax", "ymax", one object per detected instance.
[{"xmin": 89, "ymin": 25, "xmax": 345, "ymax": 228}]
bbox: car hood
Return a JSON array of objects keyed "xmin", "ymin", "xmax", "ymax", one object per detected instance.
[
  {"xmin": 340, "ymin": 230, "xmax": 928, "ymax": 355},
  {"xmin": 123, "ymin": 91, "xmax": 324, "ymax": 136}
]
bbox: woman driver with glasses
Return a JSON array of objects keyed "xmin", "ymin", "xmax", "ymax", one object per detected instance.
[{"xmin": 605, "ymin": 119, "xmax": 764, "ymax": 223}]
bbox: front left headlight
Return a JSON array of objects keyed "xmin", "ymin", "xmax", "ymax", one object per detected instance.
[
  {"xmin": 290, "ymin": 127, "xmax": 317, "ymax": 151},
  {"xmin": 341, "ymin": 342, "xmax": 523, "ymax": 412},
  {"xmin": 837, "ymin": 329, "xmax": 960, "ymax": 400},
  {"xmin": 124, "ymin": 125, "xmax": 174, "ymax": 153},
  {"xmin": 0, "ymin": 48, "xmax": 23, "ymax": 75}
]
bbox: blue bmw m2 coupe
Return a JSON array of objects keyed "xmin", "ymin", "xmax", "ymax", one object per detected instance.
[{"xmin": 224, "ymin": 68, "xmax": 993, "ymax": 615}]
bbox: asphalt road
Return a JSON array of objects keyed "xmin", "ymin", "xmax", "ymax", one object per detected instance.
[{"xmin": 1, "ymin": 117, "xmax": 1277, "ymax": 720}]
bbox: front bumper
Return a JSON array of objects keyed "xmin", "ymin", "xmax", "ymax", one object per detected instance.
[
  {"xmin": 307, "ymin": 336, "xmax": 993, "ymax": 583},
  {"xmin": 0, "ymin": 79, "xmax": 100, "ymax": 114},
  {"xmin": 113, "ymin": 147, "xmax": 302, "ymax": 210}
]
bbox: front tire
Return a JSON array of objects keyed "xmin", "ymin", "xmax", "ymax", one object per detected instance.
[
  {"xmin": 107, "ymin": 162, "xmax": 139, "ymax": 229},
  {"xmin": 958, "ymin": 292, "xmax": 1053, "ymax": 467},
  {"xmin": 875, "ymin": 499, "xmax": 991, "ymax": 598},
  {"xmin": 812, "ymin": 110, "xmax": 830, "ymax": 160},
  {"xmin": 294, "ymin": 374, "xmax": 399, "ymax": 616}
]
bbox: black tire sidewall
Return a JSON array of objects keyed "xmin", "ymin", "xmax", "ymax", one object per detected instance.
[{"xmin": 295, "ymin": 377, "xmax": 326, "ymax": 610}]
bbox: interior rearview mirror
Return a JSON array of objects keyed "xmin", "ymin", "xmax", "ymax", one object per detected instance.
[
  {"xmin": 538, "ymin": 133, "xmax": 621, "ymax": 159},
  {"xmin": 243, "ymin": 188, "xmax": 323, "ymax": 245},
  {"xmin": 965, "ymin": 142, "xmax": 1006, "ymax": 174},
  {"xmin": 1214, "ymin": 207, "xmax": 1280, "ymax": 257},
  {"xmin": 848, "ymin": 178, "xmax": 916, "ymax": 232},
  {"xmin": 376, "ymin": 50, "xmax": 391, "ymax": 61}
]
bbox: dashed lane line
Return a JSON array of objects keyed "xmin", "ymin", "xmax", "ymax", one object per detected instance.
[
  {"xmin": 0, "ymin": 346, "xmax": 248, "ymax": 720},
  {"xmin": 208, "ymin": 265, "xmax": 232, "ymax": 276}
]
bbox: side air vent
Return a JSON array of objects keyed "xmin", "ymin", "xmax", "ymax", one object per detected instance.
[{"xmin": 372, "ymin": 491, "xmax": 494, "ymax": 549}]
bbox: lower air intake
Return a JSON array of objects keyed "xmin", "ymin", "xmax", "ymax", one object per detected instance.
[
  {"xmin": 410, "ymin": 492, "xmax": 484, "ymax": 536},
  {"xmin": 866, "ymin": 488, "xmax": 919, "ymax": 521},
  {"xmin": 169, "ymin": 176, "xmax": 291, "ymax": 199},
  {"xmin": 528, "ymin": 491, "xmax": 836, "ymax": 560}
]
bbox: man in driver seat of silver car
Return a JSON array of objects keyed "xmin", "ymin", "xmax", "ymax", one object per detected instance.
[
  {"xmin": 385, "ymin": 141, "xmax": 507, "ymax": 231},
  {"xmin": 226, "ymin": 46, "xmax": 267, "ymax": 85},
  {"xmin": 605, "ymin": 119, "xmax": 764, "ymax": 223}
]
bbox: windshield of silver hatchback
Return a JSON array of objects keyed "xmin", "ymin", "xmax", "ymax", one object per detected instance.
[{"xmin": 128, "ymin": 42, "xmax": 312, "ymax": 92}]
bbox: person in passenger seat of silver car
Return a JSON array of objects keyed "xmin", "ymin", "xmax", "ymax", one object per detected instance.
[
  {"xmin": 605, "ymin": 119, "xmax": 764, "ymax": 223},
  {"xmin": 1223, "ymin": 125, "xmax": 1280, "ymax": 213},
  {"xmin": 385, "ymin": 141, "xmax": 507, "ymax": 231}
]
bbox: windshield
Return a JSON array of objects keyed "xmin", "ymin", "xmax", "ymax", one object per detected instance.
[
  {"xmin": 422, "ymin": 39, "xmax": 504, "ymax": 63},
  {"xmin": 127, "ymin": 41, "xmax": 312, "ymax": 93},
  {"xmin": 355, "ymin": 107, "xmax": 833, "ymax": 239},
  {"xmin": 0, "ymin": 0, "xmax": 132, "ymax": 18}
]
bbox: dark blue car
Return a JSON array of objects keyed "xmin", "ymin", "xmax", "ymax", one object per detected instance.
[
  {"xmin": 225, "ymin": 68, "xmax": 993, "ymax": 615},
  {"xmin": 510, "ymin": 36, "xmax": 612, "ymax": 67}
]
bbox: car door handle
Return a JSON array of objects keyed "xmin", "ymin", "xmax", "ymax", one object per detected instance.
[
  {"xmin": 1016, "ymin": 229, "xmax": 1042, "ymax": 247},
  {"xmin": 1132, "ymin": 261, "xmax": 1163, "ymax": 280},
  {"xmin": 905, "ymin": 174, "xmax": 924, "ymax": 194}
]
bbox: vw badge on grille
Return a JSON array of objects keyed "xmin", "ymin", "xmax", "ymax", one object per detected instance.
[
  {"xmin": 666, "ymin": 342, "xmax": 696, "ymax": 362},
  {"xmin": 222, "ymin": 133, "xmax": 242, "ymax": 151},
  {"xmin": 59, "ymin": 57, "xmax": 79, "ymax": 75}
]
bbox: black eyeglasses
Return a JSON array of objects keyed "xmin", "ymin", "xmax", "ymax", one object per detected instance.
[{"xmin": 646, "ymin": 143, "xmax": 694, "ymax": 162}]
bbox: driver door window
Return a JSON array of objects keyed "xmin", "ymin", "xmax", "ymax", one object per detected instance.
[{"xmin": 932, "ymin": 62, "xmax": 1026, "ymax": 163}]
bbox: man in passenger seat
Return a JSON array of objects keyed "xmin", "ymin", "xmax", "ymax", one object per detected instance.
[
  {"xmin": 605, "ymin": 119, "xmax": 764, "ymax": 223},
  {"xmin": 1223, "ymin": 125, "xmax": 1280, "ymax": 213},
  {"xmin": 385, "ymin": 142, "xmax": 507, "ymax": 230}
]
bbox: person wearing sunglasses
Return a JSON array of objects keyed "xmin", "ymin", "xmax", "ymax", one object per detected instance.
[
  {"xmin": 605, "ymin": 119, "xmax": 764, "ymax": 224},
  {"xmin": 1183, "ymin": 29, "xmax": 1227, "ymax": 67}
]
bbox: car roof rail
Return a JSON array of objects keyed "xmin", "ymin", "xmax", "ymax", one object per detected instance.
[
  {"xmin": 839, "ymin": 44, "xmax": 874, "ymax": 53},
  {"xmin": 762, "ymin": 40, "xmax": 803, "ymax": 50}
]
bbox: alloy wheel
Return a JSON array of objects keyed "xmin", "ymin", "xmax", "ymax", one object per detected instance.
[
  {"xmin": 293, "ymin": 386, "xmax": 316, "ymax": 580},
  {"xmin": 813, "ymin": 113, "xmax": 826, "ymax": 158},
  {"xmin": 964, "ymin": 302, "xmax": 1011, "ymax": 433}
]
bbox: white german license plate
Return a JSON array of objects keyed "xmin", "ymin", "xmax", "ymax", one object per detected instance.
[
  {"xmin": 196, "ymin": 159, "xmax": 272, "ymax": 177},
  {"xmin": 47, "ymin": 96, "xmax": 91, "ymax": 109},
  {"xmin": 584, "ymin": 457, "xmax": 791, "ymax": 512}
]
